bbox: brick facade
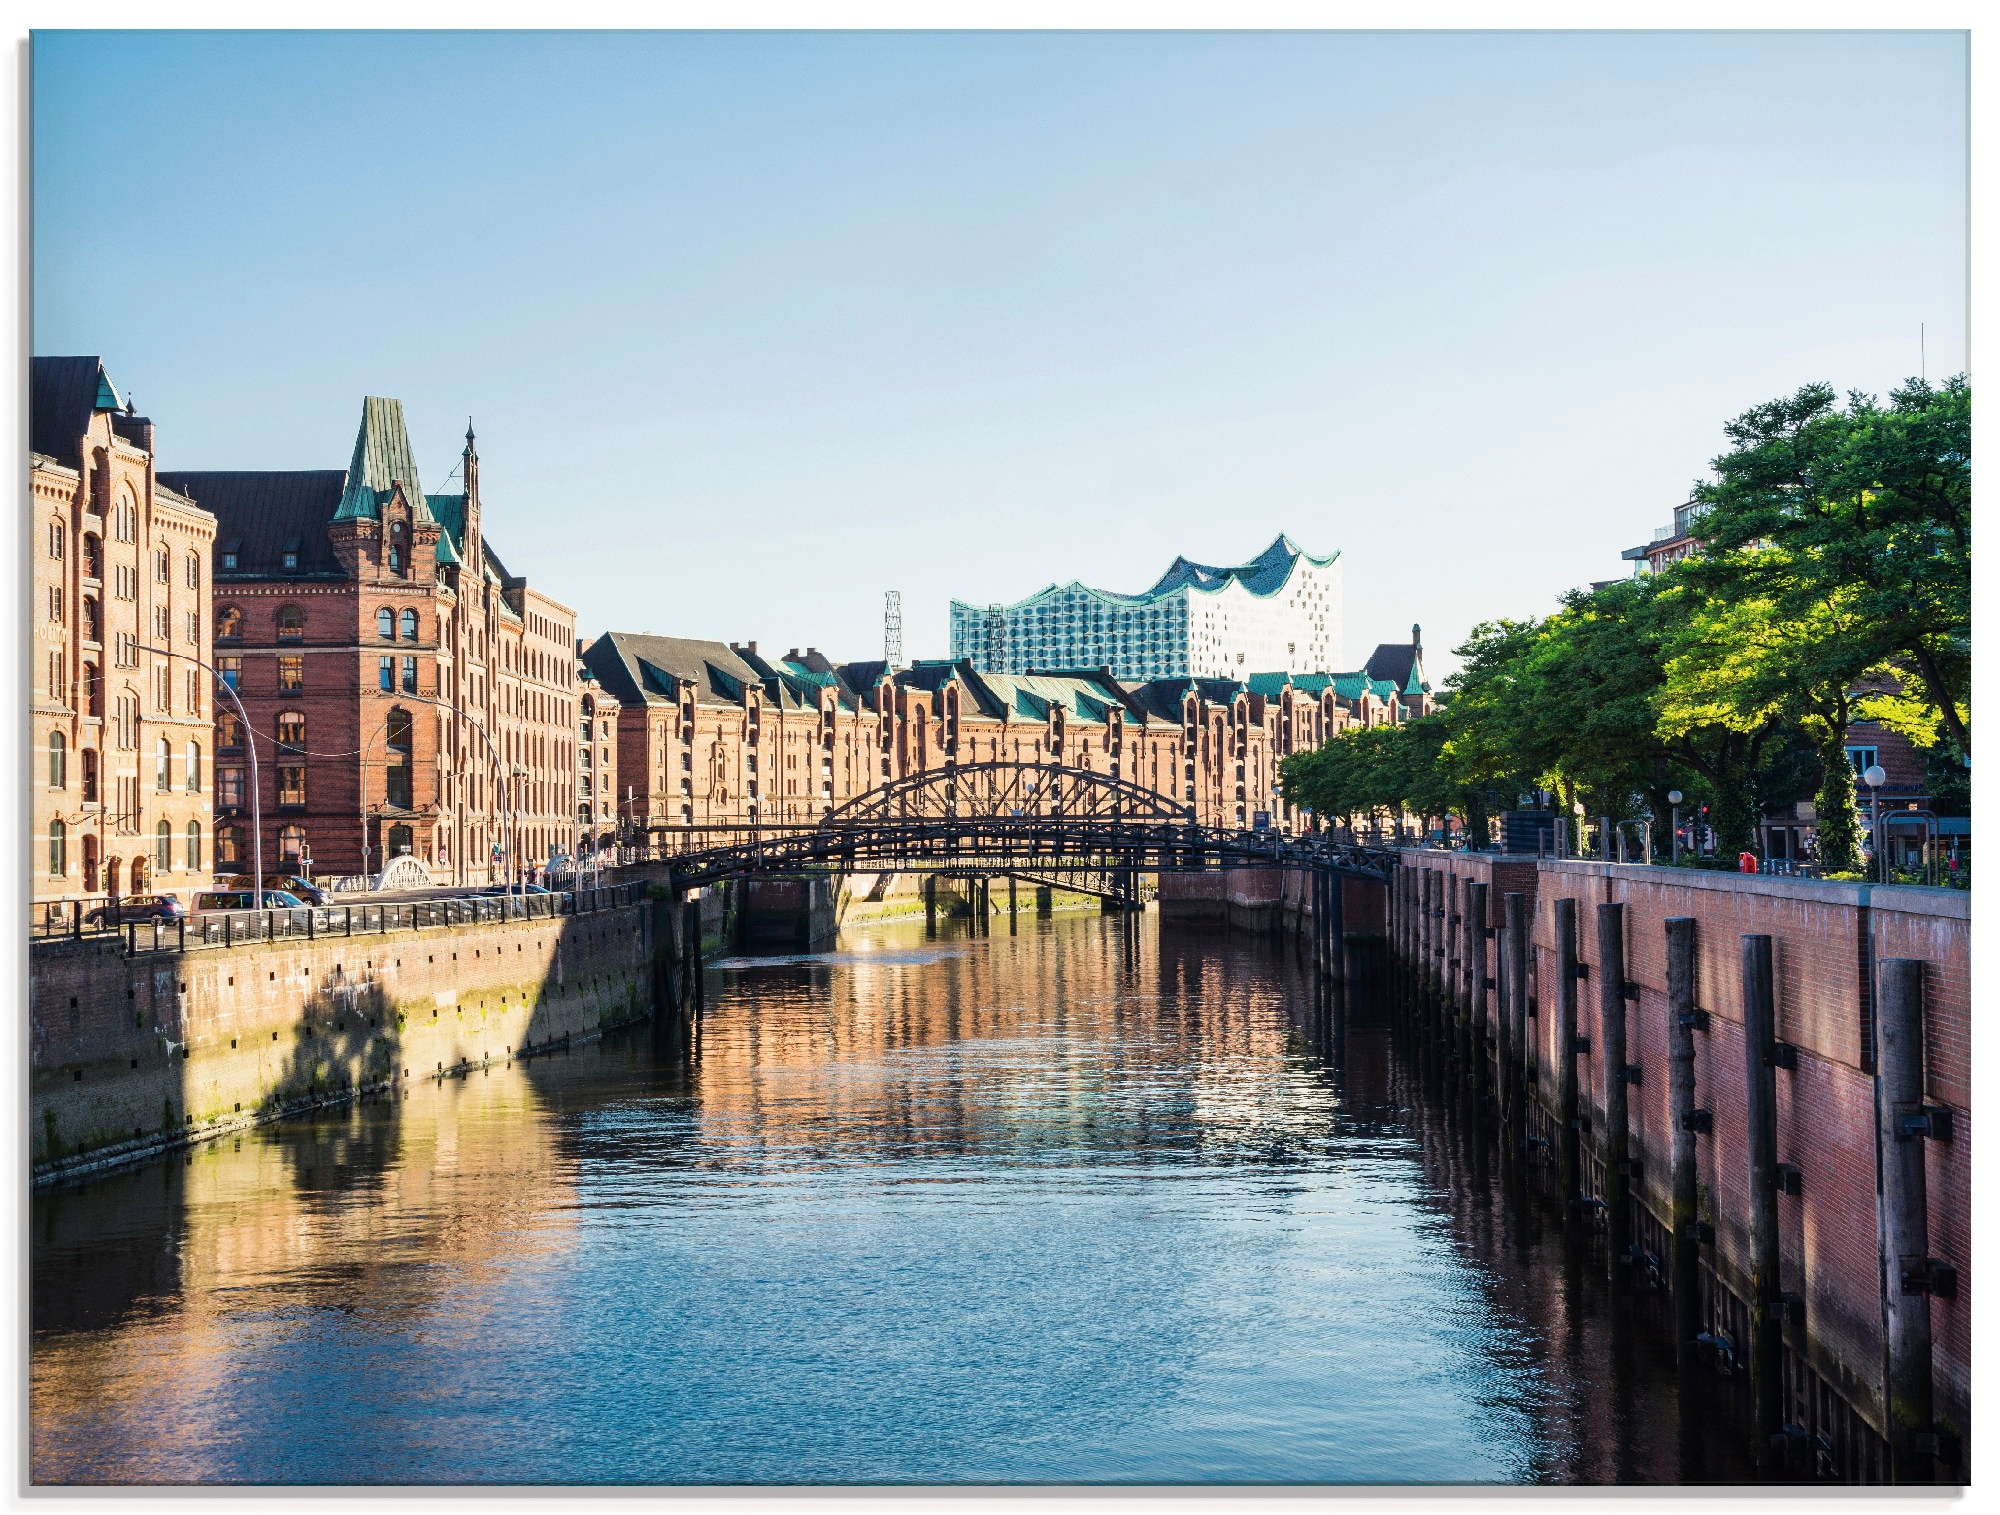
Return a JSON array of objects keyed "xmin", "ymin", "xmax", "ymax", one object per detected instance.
[{"xmin": 31, "ymin": 358, "xmax": 219, "ymax": 915}]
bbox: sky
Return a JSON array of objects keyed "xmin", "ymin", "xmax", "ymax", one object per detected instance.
[{"xmin": 32, "ymin": 29, "xmax": 1967, "ymax": 680}]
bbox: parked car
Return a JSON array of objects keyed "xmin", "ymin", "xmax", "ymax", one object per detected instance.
[
  {"xmin": 224, "ymin": 873, "xmax": 327, "ymax": 905},
  {"xmin": 84, "ymin": 894, "xmax": 187, "ymax": 928},
  {"xmin": 478, "ymin": 883, "xmax": 552, "ymax": 896},
  {"xmin": 194, "ymin": 889, "xmax": 308, "ymax": 912}
]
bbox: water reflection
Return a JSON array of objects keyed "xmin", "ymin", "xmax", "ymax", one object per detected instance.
[{"xmin": 33, "ymin": 911, "xmax": 1754, "ymax": 1485}]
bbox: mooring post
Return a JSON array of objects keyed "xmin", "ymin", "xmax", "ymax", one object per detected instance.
[
  {"xmin": 1877, "ymin": 957, "xmax": 1938, "ymax": 1484},
  {"xmin": 1327, "ymin": 868, "xmax": 1346, "ymax": 996},
  {"xmin": 1505, "ymin": 891, "xmax": 1529, "ymax": 1130},
  {"xmin": 1009, "ymin": 875, "xmax": 1018, "ymax": 934},
  {"xmin": 684, "ymin": 893, "xmax": 705, "ymax": 1013},
  {"xmin": 1598, "ymin": 901, "xmax": 1632, "ymax": 1281},
  {"xmin": 1555, "ymin": 896, "xmax": 1581, "ymax": 1205},
  {"xmin": 1740, "ymin": 933, "xmax": 1783, "ymax": 1469},
  {"xmin": 1445, "ymin": 873, "xmax": 1462, "ymax": 1018},
  {"xmin": 1665, "ymin": 917, "xmax": 1702, "ymax": 1365},
  {"xmin": 925, "ymin": 874, "xmax": 937, "ymax": 934},
  {"xmin": 1467, "ymin": 881, "xmax": 1489, "ymax": 1092}
]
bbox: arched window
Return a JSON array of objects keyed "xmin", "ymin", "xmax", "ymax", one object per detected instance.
[
  {"xmin": 185, "ymin": 740, "xmax": 202, "ymax": 793},
  {"xmin": 116, "ymin": 488, "xmax": 138, "ymax": 542},
  {"xmin": 82, "ymin": 663, "xmax": 102, "ymax": 718},
  {"xmin": 82, "ymin": 596, "xmax": 102, "ymax": 643},
  {"xmin": 217, "ymin": 710, "xmax": 244, "ymax": 750},
  {"xmin": 401, "ymin": 608, "xmax": 420, "ymax": 640},
  {"xmin": 81, "ymin": 747, "xmax": 99, "ymax": 804},
  {"xmin": 278, "ymin": 824, "xmax": 306, "ymax": 865},
  {"xmin": 155, "ymin": 819, "xmax": 173, "ymax": 871},
  {"xmin": 216, "ymin": 605, "xmax": 242, "ymax": 639},
  {"xmin": 387, "ymin": 546, "xmax": 406, "ymax": 576},
  {"xmin": 185, "ymin": 552, "xmax": 200, "ymax": 589},
  {"xmin": 49, "ymin": 519, "xmax": 64, "ymax": 560},
  {"xmin": 156, "ymin": 737, "xmax": 172, "ymax": 792},
  {"xmin": 154, "ymin": 547, "xmax": 170, "ymax": 583},
  {"xmin": 385, "ymin": 707, "xmax": 413, "ymax": 752},
  {"xmin": 216, "ymin": 826, "xmax": 241, "ymax": 867},
  {"xmin": 186, "ymin": 820, "xmax": 202, "ymax": 872},
  {"xmin": 276, "ymin": 711, "xmax": 306, "ymax": 750},
  {"xmin": 82, "ymin": 834, "xmax": 99, "ymax": 892},
  {"xmin": 49, "ymin": 819, "xmax": 67, "ymax": 878},
  {"xmin": 387, "ymin": 823, "xmax": 413, "ymax": 857},
  {"xmin": 377, "ymin": 607, "xmax": 396, "ymax": 639},
  {"xmin": 276, "ymin": 604, "xmax": 305, "ymax": 640},
  {"xmin": 82, "ymin": 534, "xmax": 102, "ymax": 580},
  {"xmin": 49, "ymin": 731, "xmax": 66, "ymax": 789}
]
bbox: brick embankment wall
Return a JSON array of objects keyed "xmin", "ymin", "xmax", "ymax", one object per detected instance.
[
  {"xmin": 1380, "ymin": 851, "xmax": 1969, "ymax": 1481},
  {"xmin": 31, "ymin": 903, "xmax": 655, "ymax": 1185}
]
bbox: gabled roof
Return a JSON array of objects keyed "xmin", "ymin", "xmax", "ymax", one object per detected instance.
[
  {"xmin": 334, "ymin": 397, "xmax": 436, "ymax": 524},
  {"xmin": 582, "ymin": 632, "xmax": 770, "ymax": 709},
  {"xmin": 157, "ymin": 471, "xmax": 347, "ymax": 578},
  {"xmin": 30, "ymin": 356, "xmax": 122, "ymax": 466},
  {"xmin": 1364, "ymin": 625, "xmax": 1428, "ymax": 695}
]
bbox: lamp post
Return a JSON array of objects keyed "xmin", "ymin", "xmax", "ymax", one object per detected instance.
[
  {"xmin": 140, "ymin": 644, "xmax": 264, "ymax": 909},
  {"xmin": 1667, "ymin": 790, "xmax": 1683, "ymax": 864},
  {"xmin": 1863, "ymin": 763, "xmax": 1887, "ymax": 882}
]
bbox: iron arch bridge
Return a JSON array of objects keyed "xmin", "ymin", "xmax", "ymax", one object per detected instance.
[{"xmin": 650, "ymin": 761, "xmax": 1396, "ymax": 894}]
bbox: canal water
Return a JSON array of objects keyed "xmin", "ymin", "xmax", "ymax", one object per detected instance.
[{"xmin": 32, "ymin": 911, "xmax": 1759, "ymax": 1485}]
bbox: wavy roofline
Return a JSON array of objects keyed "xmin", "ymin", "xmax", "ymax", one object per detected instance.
[{"xmin": 952, "ymin": 536, "xmax": 1339, "ymax": 617}]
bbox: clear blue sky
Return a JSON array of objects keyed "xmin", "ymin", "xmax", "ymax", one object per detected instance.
[{"xmin": 33, "ymin": 29, "xmax": 1966, "ymax": 677}]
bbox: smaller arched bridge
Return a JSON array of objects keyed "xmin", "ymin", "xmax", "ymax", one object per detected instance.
[{"xmin": 649, "ymin": 762, "xmax": 1396, "ymax": 894}]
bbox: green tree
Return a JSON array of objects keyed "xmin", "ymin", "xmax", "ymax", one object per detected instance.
[{"xmin": 1690, "ymin": 376, "xmax": 1970, "ymax": 754}]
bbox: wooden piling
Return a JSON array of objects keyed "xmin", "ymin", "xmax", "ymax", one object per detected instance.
[
  {"xmin": 1555, "ymin": 896, "xmax": 1581, "ymax": 1204},
  {"xmin": 1445, "ymin": 873, "xmax": 1462, "ymax": 1016},
  {"xmin": 1740, "ymin": 933, "xmax": 1783, "ymax": 1467},
  {"xmin": 1505, "ymin": 891, "xmax": 1529, "ymax": 1129},
  {"xmin": 1327, "ymin": 868, "xmax": 1346, "ymax": 995},
  {"xmin": 1467, "ymin": 880, "xmax": 1489, "ymax": 1086},
  {"xmin": 1598, "ymin": 901, "xmax": 1632, "ymax": 1281},
  {"xmin": 1877, "ymin": 957, "xmax": 1937, "ymax": 1483},
  {"xmin": 1665, "ymin": 916, "xmax": 1702, "ymax": 1363}
]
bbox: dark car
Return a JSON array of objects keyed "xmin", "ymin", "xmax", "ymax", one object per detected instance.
[
  {"xmin": 84, "ymin": 894, "xmax": 187, "ymax": 928},
  {"xmin": 479, "ymin": 883, "xmax": 553, "ymax": 896},
  {"xmin": 225, "ymin": 873, "xmax": 327, "ymax": 905}
]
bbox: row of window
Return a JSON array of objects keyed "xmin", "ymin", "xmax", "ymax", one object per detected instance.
[
  {"xmin": 47, "ymin": 819, "xmax": 206, "ymax": 878},
  {"xmin": 212, "ymin": 604, "xmax": 429, "ymax": 642}
]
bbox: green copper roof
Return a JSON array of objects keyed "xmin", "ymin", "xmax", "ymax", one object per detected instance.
[
  {"xmin": 335, "ymin": 397, "xmax": 436, "ymax": 523},
  {"xmin": 956, "ymin": 534, "xmax": 1338, "ymax": 618},
  {"xmin": 425, "ymin": 493, "xmax": 464, "ymax": 564}
]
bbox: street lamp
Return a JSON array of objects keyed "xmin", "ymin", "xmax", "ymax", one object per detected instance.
[
  {"xmin": 141, "ymin": 644, "xmax": 265, "ymax": 909},
  {"xmin": 1667, "ymin": 790, "xmax": 1683, "ymax": 864},
  {"xmin": 1863, "ymin": 763, "xmax": 1887, "ymax": 882}
]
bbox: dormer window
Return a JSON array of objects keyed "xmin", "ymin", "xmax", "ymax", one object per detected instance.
[
  {"xmin": 219, "ymin": 538, "xmax": 240, "ymax": 571},
  {"xmin": 281, "ymin": 536, "xmax": 302, "ymax": 571}
]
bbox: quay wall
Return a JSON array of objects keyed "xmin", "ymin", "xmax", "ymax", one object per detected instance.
[
  {"xmin": 31, "ymin": 902, "xmax": 656, "ymax": 1184},
  {"xmin": 1376, "ymin": 851, "xmax": 1970, "ymax": 1480}
]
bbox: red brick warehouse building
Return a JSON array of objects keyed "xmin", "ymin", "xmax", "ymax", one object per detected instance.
[{"xmin": 161, "ymin": 399, "xmax": 580, "ymax": 885}]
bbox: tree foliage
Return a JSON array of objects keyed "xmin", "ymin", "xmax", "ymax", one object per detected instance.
[{"xmin": 1279, "ymin": 375, "xmax": 1969, "ymax": 862}]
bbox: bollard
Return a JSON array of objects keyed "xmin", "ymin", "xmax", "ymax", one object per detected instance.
[
  {"xmin": 1665, "ymin": 917, "xmax": 1702, "ymax": 1364},
  {"xmin": 1740, "ymin": 934, "xmax": 1783, "ymax": 1469},
  {"xmin": 1555, "ymin": 897, "xmax": 1581, "ymax": 1204},
  {"xmin": 1877, "ymin": 958, "xmax": 1938, "ymax": 1484},
  {"xmin": 1598, "ymin": 901, "xmax": 1631, "ymax": 1281}
]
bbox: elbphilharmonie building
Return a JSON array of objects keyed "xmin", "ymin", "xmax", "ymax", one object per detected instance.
[{"xmin": 949, "ymin": 535, "xmax": 1342, "ymax": 683}]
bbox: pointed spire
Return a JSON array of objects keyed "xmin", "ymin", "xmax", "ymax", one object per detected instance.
[
  {"xmin": 465, "ymin": 417, "xmax": 477, "ymax": 453},
  {"xmin": 335, "ymin": 396, "xmax": 436, "ymax": 523}
]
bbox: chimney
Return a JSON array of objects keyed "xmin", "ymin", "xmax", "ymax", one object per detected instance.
[{"xmin": 786, "ymin": 648, "xmax": 801, "ymax": 661}]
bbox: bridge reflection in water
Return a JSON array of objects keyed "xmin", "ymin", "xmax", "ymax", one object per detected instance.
[{"xmin": 32, "ymin": 911, "xmax": 1757, "ymax": 1486}]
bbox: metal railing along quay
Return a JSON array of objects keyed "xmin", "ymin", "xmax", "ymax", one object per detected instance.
[{"xmin": 30, "ymin": 882, "xmax": 649, "ymax": 956}]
